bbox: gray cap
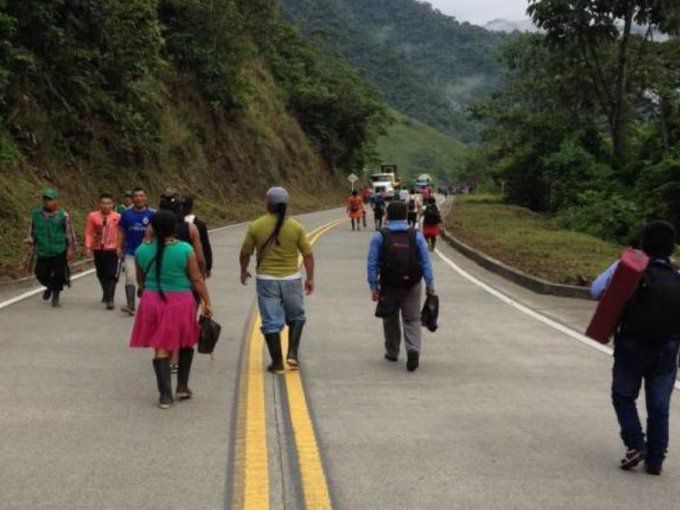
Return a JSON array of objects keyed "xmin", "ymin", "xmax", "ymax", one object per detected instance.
[{"xmin": 266, "ymin": 186, "xmax": 290, "ymax": 205}]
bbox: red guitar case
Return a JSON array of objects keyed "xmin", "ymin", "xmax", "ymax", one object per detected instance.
[{"xmin": 586, "ymin": 248, "xmax": 650, "ymax": 344}]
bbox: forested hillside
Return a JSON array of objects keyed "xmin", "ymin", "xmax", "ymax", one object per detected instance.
[
  {"xmin": 472, "ymin": 1, "xmax": 680, "ymax": 243},
  {"xmin": 0, "ymin": 0, "xmax": 388, "ymax": 275},
  {"xmin": 282, "ymin": 0, "xmax": 511, "ymax": 142}
]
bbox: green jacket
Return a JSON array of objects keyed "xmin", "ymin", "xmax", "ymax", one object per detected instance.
[{"xmin": 31, "ymin": 207, "xmax": 68, "ymax": 258}]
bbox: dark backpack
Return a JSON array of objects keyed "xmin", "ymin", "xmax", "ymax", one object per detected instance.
[
  {"xmin": 423, "ymin": 206, "xmax": 441, "ymax": 225},
  {"xmin": 379, "ymin": 229, "xmax": 423, "ymax": 289},
  {"xmin": 620, "ymin": 261, "xmax": 680, "ymax": 341}
]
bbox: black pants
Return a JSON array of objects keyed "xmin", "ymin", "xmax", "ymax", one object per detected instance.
[
  {"xmin": 94, "ymin": 250, "xmax": 119, "ymax": 301},
  {"xmin": 35, "ymin": 251, "xmax": 67, "ymax": 292},
  {"xmin": 408, "ymin": 213, "xmax": 418, "ymax": 228}
]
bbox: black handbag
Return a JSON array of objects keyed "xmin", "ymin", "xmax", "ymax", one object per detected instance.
[
  {"xmin": 375, "ymin": 292, "xmax": 399, "ymax": 319},
  {"xmin": 421, "ymin": 295, "xmax": 439, "ymax": 333},
  {"xmin": 198, "ymin": 315, "xmax": 222, "ymax": 354}
]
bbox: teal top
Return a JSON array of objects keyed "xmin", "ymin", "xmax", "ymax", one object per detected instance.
[{"xmin": 135, "ymin": 240, "xmax": 194, "ymax": 292}]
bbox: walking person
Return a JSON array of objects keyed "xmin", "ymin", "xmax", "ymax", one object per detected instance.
[
  {"xmin": 84, "ymin": 193, "xmax": 122, "ymax": 310},
  {"xmin": 116, "ymin": 191, "xmax": 133, "ymax": 214},
  {"xmin": 367, "ymin": 201, "xmax": 436, "ymax": 372},
  {"xmin": 347, "ymin": 190, "xmax": 365, "ymax": 231},
  {"xmin": 25, "ymin": 188, "xmax": 77, "ymax": 308},
  {"xmin": 361, "ymin": 187, "xmax": 372, "ymax": 229},
  {"xmin": 422, "ymin": 197, "xmax": 442, "ymax": 251},
  {"xmin": 373, "ymin": 192, "xmax": 386, "ymax": 231},
  {"xmin": 118, "ymin": 188, "xmax": 155, "ymax": 316},
  {"xmin": 592, "ymin": 221, "xmax": 680, "ymax": 475},
  {"xmin": 407, "ymin": 194, "xmax": 419, "ymax": 229},
  {"xmin": 129, "ymin": 210, "xmax": 213, "ymax": 409},
  {"xmin": 183, "ymin": 194, "xmax": 213, "ymax": 278},
  {"xmin": 239, "ymin": 187, "xmax": 315, "ymax": 373}
]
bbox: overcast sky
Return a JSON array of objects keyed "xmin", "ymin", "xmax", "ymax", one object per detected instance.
[{"xmin": 427, "ymin": 0, "xmax": 530, "ymax": 25}]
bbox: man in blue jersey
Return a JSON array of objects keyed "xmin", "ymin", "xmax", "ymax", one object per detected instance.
[{"xmin": 118, "ymin": 188, "xmax": 155, "ymax": 315}]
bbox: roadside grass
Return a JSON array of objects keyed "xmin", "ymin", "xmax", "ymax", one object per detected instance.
[
  {"xmin": 446, "ymin": 194, "xmax": 622, "ymax": 286},
  {"xmin": 376, "ymin": 110, "xmax": 468, "ymax": 185}
]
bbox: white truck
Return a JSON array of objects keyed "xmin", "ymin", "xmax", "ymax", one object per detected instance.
[{"xmin": 370, "ymin": 167, "xmax": 399, "ymax": 198}]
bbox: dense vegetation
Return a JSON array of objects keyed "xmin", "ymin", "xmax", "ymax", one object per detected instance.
[
  {"xmin": 472, "ymin": 0, "xmax": 680, "ymax": 244},
  {"xmin": 376, "ymin": 111, "xmax": 468, "ymax": 185},
  {"xmin": 0, "ymin": 0, "xmax": 389, "ymax": 275},
  {"xmin": 282, "ymin": 0, "xmax": 511, "ymax": 142}
]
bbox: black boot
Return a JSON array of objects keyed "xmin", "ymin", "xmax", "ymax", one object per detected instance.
[
  {"xmin": 176, "ymin": 348, "xmax": 195, "ymax": 400},
  {"xmin": 264, "ymin": 333, "xmax": 284, "ymax": 373},
  {"xmin": 287, "ymin": 321, "xmax": 305, "ymax": 369},
  {"xmin": 152, "ymin": 358, "xmax": 174, "ymax": 409},
  {"xmin": 42, "ymin": 288, "xmax": 52, "ymax": 301},
  {"xmin": 105, "ymin": 280, "xmax": 116, "ymax": 310},
  {"xmin": 51, "ymin": 291, "xmax": 61, "ymax": 308},
  {"xmin": 122, "ymin": 285, "xmax": 136, "ymax": 315}
]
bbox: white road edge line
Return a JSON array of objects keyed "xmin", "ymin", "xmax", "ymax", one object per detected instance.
[
  {"xmin": 434, "ymin": 247, "xmax": 680, "ymax": 392},
  {"xmin": 0, "ymin": 221, "xmax": 249, "ymax": 311}
]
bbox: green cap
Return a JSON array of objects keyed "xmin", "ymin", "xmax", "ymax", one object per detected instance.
[{"xmin": 42, "ymin": 188, "xmax": 58, "ymax": 199}]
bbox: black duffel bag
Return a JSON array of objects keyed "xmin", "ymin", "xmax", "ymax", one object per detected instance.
[
  {"xmin": 421, "ymin": 294, "xmax": 439, "ymax": 333},
  {"xmin": 198, "ymin": 315, "xmax": 222, "ymax": 354}
]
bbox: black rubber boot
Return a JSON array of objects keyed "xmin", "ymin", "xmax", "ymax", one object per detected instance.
[
  {"xmin": 105, "ymin": 280, "xmax": 116, "ymax": 310},
  {"xmin": 152, "ymin": 358, "xmax": 174, "ymax": 409},
  {"xmin": 122, "ymin": 285, "xmax": 136, "ymax": 315},
  {"xmin": 264, "ymin": 333, "xmax": 284, "ymax": 373},
  {"xmin": 42, "ymin": 288, "xmax": 52, "ymax": 301},
  {"xmin": 287, "ymin": 321, "xmax": 305, "ymax": 369},
  {"xmin": 51, "ymin": 291, "xmax": 61, "ymax": 308},
  {"xmin": 176, "ymin": 348, "xmax": 195, "ymax": 400}
]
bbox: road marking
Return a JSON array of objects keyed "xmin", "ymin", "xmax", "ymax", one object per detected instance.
[
  {"xmin": 0, "ymin": 268, "xmax": 97, "ymax": 310},
  {"xmin": 243, "ymin": 315, "xmax": 270, "ymax": 510},
  {"xmin": 434, "ymin": 247, "xmax": 680, "ymax": 390},
  {"xmin": 235, "ymin": 218, "xmax": 344, "ymax": 509}
]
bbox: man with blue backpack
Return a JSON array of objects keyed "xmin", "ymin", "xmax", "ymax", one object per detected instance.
[
  {"xmin": 592, "ymin": 221, "xmax": 680, "ymax": 475},
  {"xmin": 367, "ymin": 201, "xmax": 436, "ymax": 372}
]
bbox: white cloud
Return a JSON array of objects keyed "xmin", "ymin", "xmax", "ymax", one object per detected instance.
[{"xmin": 426, "ymin": 0, "xmax": 531, "ymax": 25}]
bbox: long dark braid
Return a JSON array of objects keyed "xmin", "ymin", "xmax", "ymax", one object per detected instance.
[
  {"xmin": 150, "ymin": 211, "xmax": 177, "ymax": 302},
  {"xmin": 263, "ymin": 203, "xmax": 287, "ymax": 249}
]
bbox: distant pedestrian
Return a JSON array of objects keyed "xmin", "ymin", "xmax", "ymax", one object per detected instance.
[
  {"xmin": 116, "ymin": 191, "xmax": 133, "ymax": 214},
  {"xmin": 119, "ymin": 188, "xmax": 155, "ymax": 316},
  {"xmin": 183, "ymin": 194, "xmax": 213, "ymax": 278},
  {"xmin": 240, "ymin": 187, "xmax": 314, "ymax": 372},
  {"xmin": 373, "ymin": 193, "xmax": 386, "ymax": 231},
  {"xmin": 422, "ymin": 197, "xmax": 442, "ymax": 251},
  {"xmin": 407, "ymin": 195, "xmax": 419, "ymax": 229},
  {"xmin": 367, "ymin": 201, "xmax": 436, "ymax": 372},
  {"xmin": 347, "ymin": 190, "xmax": 365, "ymax": 231},
  {"xmin": 25, "ymin": 188, "xmax": 76, "ymax": 308},
  {"xmin": 129, "ymin": 210, "xmax": 213, "ymax": 409},
  {"xmin": 84, "ymin": 193, "xmax": 122, "ymax": 310},
  {"xmin": 592, "ymin": 221, "xmax": 680, "ymax": 475},
  {"xmin": 362, "ymin": 187, "xmax": 372, "ymax": 228}
]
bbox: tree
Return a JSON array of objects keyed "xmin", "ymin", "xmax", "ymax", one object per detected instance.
[{"xmin": 528, "ymin": 0, "xmax": 680, "ymax": 170}]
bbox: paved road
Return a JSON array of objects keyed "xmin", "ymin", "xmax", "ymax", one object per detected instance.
[{"xmin": 2, "ymin": 206, "xmax": 680, "ymax": 509}]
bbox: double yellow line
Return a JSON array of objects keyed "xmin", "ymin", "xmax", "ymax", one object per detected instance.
[{"xmin": 233, "ymin": 218, "xmax": 346, "ymax": 510}]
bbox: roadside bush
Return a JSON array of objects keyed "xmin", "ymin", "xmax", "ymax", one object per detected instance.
[{"xmin": 638, "ymin": 157, "xmax": 680, "ymax": 232}]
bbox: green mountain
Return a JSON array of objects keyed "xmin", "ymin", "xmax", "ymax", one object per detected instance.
[
  {"xmin": 281, "ymin": 0, "xmax": 512, "ymax": 142},
  {"xmin": 376, "ymin": 111, "xmax": 468, "ymax": 185},
  {"xmin": 0, "ymin": 0, "xmax": 388, "ymax": 275}
]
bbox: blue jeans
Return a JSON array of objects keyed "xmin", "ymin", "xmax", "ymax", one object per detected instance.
[
  {"xmin": 612, "ymin": 337, "xmax": 679, "ymax": 465},
  {"xmin": 256, "ymin": 278, "xmax": 306, "ymax": 335}
]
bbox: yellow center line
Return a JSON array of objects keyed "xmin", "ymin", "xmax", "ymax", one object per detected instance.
[{"xmin": 236, "ymin": 217, "xmax": 345, "ymax": 510}]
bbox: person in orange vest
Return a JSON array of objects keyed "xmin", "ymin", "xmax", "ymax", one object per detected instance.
[
  {"xmin": 347, "ymin": 190, "xmax": 365, "ymax": 231},
  {"xmin": 85, "ymin": 193, "xmax": 122, "ymax": 310}
]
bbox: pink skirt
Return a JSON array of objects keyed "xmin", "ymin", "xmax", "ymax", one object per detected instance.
[
  {"xmin": 129, "ymin": 291, "xmax": 199, "ymax": 351},
  {"xmin": 423, "ymin": 224, "xmax": 441, "ymax": 239}
]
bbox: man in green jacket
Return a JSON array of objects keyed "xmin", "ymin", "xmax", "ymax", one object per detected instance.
[{"xmin": 25, "ymin": 188, "xmax": 77, "ymax": 307}]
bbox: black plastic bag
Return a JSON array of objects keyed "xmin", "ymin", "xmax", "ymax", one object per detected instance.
[
  {"xmin": 375, "ymin": 293, "xmax": 399, "ymax": 319},
  {"xmin": 421, "ymin": 295, "xmax": 439, "ymax": 333},
  {"xmin": 198, "ymin": 315, "xmax": 222, "ymax": 354}
]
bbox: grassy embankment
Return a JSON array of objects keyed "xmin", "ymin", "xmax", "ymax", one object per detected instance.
[
  {"xmin": 0, "ymin": 64, "xmax": 344, "ymax": 280},
  {"xmin": 376, "ymin": 111, "xmax": 468, "ymax": 185},
  {"xmin": 446, "ymin": 194, "xmax": 623, "ymax": 286}
]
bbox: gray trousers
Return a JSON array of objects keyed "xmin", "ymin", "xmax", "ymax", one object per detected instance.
[{"xmin": 383, "ymin": 282, "xmax": 423, "ymax": 356}]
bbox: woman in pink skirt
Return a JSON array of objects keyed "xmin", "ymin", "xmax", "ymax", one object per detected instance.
[
  {"xmin": 422, "ymin": 196, "xmax": 442, "ymax": 252},
  {"xmin": 129, "ymin": 210, "xmax": 213, "ymax": 409}
]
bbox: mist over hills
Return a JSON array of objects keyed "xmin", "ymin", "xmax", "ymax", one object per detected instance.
[{"xmin": 282, "ymin": 0, "xmax": 512, "ymax": 142}]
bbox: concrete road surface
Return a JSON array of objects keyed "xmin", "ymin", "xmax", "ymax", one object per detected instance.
[{"xmin": 2, "ymin": 206, "xmax": 680, "ymax": 509}]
